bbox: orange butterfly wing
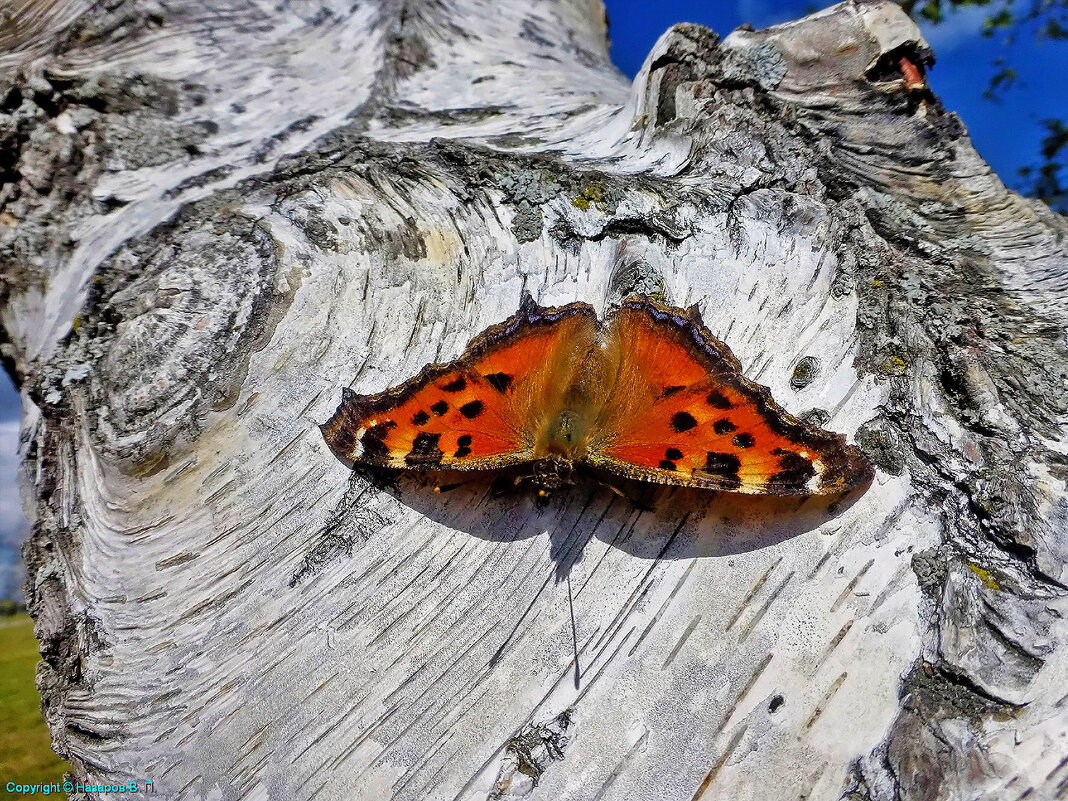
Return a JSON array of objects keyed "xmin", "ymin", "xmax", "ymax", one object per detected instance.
[
  {"xmin": 586, "ymin": 298, "xmax": 872, "ymax": 495},
  {"xmin": 321, "ymin": 297, "xmax": 598, "ymax": 471}
]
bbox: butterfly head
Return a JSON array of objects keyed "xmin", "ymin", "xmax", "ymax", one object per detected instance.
[{"xmin": 531, "ymin": 458, "xmax": 575, "ymax": 505}]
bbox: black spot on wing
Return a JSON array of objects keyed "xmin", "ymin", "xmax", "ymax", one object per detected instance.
[
  {"xmin": 431, "ymin": 400, "xmax": 448, "ymax": 416},
  {"xmin": 713, "ymin": 418, "xmax": 737, "ymax": 435},
  {"xmin": 361, "ymin": 421, "xmax": 397, "ymax": 461},
  {"xmin": 707, "ymin": 390, "xmax": 733, "ymax": 410},
  {"xmin": 406, "ymin": 432, "xmax": 443, "ymax": 466},
  {"xmin": 733, "ymin": 433, "xmax": 755, "ymax": 448},
  {"xmin": 659, "ymin": 460, "xmax": 677, "ymax": 471},
  {"xmin": 770, "ymin": 448, "xmax": 816, "ymax": 486},
  {"xmin": 459, "ymin": 400, "xmax": 484, "ymax": 419},
  {"xmin": 412, "ymin": 410, "xmax": 430, "ymax": 426},
  {"xmin": 454, "ymin": 434, "xmax": 473, "ymax": 458},
  {"xmin": 703, "ymin": 451, "xmax": 742, "ymax": 489},
  {"xmin": 485, "ymin": 372, "xmax": 513, "ymax": 392},
  {"xmin": 441, "ymin": 376, "xmax": 466, "ymax": 392},
  {"xmin": 671, "ymin": 411, "xmax": 697, "ymax": 432},
  {"xmin": 665, "ymin": 447, "xmax": 683, "ymax": 460}
]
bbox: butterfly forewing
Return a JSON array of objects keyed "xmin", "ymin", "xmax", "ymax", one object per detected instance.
[
  {"xmin": 586, "ymin": 298, "xmax": 872, "ymax": 495},
  {"xmin": 320, "ymin": 299, "xmax": 599, "ymax": 472}
]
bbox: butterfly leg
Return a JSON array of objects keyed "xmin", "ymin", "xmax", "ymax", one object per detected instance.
[
  {"xmin": 489, "ymin": 472, "xmax": 527, "ymax": 498},
  {"xmin": 584, "ymin": 468, "xmax": 655, "ymax": 512}
]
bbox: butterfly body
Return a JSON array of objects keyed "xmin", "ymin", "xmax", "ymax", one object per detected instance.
[
  {"xmin": 538, "ymin": 410, "xmax": 584, "ymax": 458},
  {"xmin": 321, "ymin": 295, "xmax": 873, "ymax": 498}
]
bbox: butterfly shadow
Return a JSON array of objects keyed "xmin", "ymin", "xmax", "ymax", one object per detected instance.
[{"xmin": 358, "ymin": 466, "xmax": 872, "ymax": 581}]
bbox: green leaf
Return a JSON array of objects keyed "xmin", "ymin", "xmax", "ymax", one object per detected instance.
[
  {"xmin": 1040, "ymin": 18, "xmax": 1068, "ymax": 39},
  {"xmin": 1039, "ymin": 119, "xmax": 1068, "ymax": 161},
  {"xmin": 982, "ymin": 66, "xmax": 1017, "ymax": 99},
  {"xmin": 919, "ymin": 0, "xmax": 944, "ymax": 24},
  {"xmin": 982, "ymin": 9, "xmax": 1014, "ymax": 36}
]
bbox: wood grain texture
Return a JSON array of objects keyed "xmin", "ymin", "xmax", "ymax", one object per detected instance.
[{"xmin": 2, "ymin": 1, "xmax": 1066, "ymax": 800}]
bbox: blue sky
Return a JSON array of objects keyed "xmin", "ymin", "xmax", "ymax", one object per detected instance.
[
  {"xmin": 605, "ymin": 0, "xmax": 1067, "ymax": 197},
  {"xmin": 0, "ymin": 1, "xmax": 1064, "ymax": 599}
]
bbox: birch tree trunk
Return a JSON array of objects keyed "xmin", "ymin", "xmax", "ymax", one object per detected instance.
[{"xmin": 3, "ymin": 1, "xmax": 1067, "ymax": 799}]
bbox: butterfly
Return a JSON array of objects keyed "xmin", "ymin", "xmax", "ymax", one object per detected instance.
[{"xmin": 320, "ymin": 294, "xmax": 873, "ymax": 499}]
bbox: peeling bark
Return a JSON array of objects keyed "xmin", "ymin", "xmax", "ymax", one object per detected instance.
[{"xmin": 2, "ymin": 1, "xmax": 1066, "ymax": 800}]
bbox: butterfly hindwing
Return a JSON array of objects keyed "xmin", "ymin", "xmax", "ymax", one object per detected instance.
[
  {"xmin": 320, "ymin": 297, "xmax": 599, "ymax": 472},
  {"xmin": 587, "ymin": 298, "xmax": 872, "ymax": 495}
]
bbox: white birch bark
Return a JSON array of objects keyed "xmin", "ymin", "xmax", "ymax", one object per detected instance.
[{"xmin": 2, "ymin": 1, "xmax": 1066, "ymax": 800}]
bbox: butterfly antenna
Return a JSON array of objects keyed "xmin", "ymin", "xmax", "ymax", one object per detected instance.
[{"xmin": 433, "ymin": 481, "xmax": 467, "ymax": 493}]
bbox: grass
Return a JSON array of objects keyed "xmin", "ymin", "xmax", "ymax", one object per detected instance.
[{"xmin": 0, "ymin": 613, "xmax": 70, "ymax": 794}]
